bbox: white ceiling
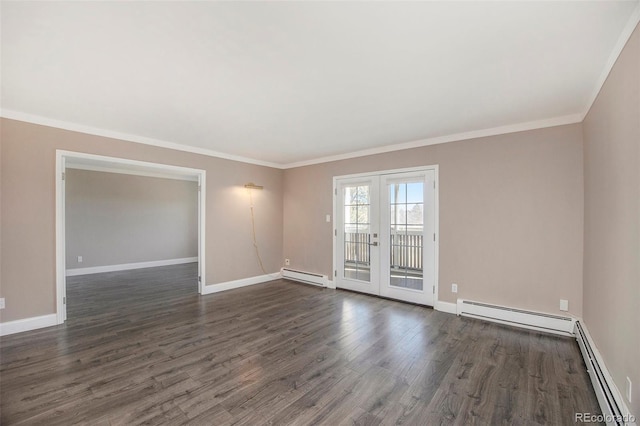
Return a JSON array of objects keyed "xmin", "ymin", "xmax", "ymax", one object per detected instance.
[{"xmin": 2, "ymin": 1, "xmax": 639, "ymax": 168}]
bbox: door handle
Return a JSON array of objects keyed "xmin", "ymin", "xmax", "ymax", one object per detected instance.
[{"xmin": 369, "ymin": 241, "xmax": 378, "ymax": 247}]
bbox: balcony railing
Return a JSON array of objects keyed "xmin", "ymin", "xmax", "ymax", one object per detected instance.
[{"xmin": 344, "ymin": 231, "xmax": 423, "ymax": 270}]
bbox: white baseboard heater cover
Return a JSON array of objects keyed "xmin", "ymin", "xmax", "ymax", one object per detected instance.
[
  {"xmin": 575, "ymin": 321, "xmax": 636, "ymax": 426},
  {"xmin": 281, "ymin": 268, "xmax": 327, "ymax": 287},
  {"xmin": 456, "ymin": 299, "xmax": 575, "ymax": 336}
]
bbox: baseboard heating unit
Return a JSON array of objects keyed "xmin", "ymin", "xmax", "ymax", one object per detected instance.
[
  {"xmin": 456, "ymin": 299, "xmax": 575, "ymax": 336},
  {"xmin": 575, "ymin": 321, "xmax": 636, "ymax": 426},
  {"xmin": 281, "ymin": 268, "xmax": 327, "ymax": 287}
]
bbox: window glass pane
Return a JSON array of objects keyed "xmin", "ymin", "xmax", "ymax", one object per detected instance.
[
  {"xmin": 356, "ymin": 224, "xmax": 370, "ymax": 235},
  {"xmin": 356, "ymin": 186, "xmax": 370, "ymax": 204},
  {"xmin": 344, "ymin": 187, "xmax": 356, "ymax": 205},
  {"xmin": 346, "ymin": 206, "xmax": 359, "ymax": 224},
  {"xmin": 394, "ymin": 206, "xmax": 407, "ymax": 226},
  {"xmin": 407, "ymin": 203, "xmax": 424, "ymax": 225},
  {"xmin": 395, "ymin": 184, "xmax": 406, "ymax": 204},
  {"xmin": 357, "ymin": 269, "xmax": 371, "ymax": 282},
  {"xmin": 345, "ymin": 269, "xmax": 358, "ymax": 280},
  {"xmin": 406, "ymin": 182, "xmax": 423, "ymax": 203},
  {"xmin": 387, "ymin": 179, "xmax": 424, "ymax": 291},
  {"xmin": 357, "ymin": 205, "xmax": 369, "ymax": 224},
  {"xmin": 343, "ymin": 183, "xmax": 372, "ymax": 283}
]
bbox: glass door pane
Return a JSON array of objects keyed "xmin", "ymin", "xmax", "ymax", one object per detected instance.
[
  {"xmin": 343, "ymin": 185, "xmax": 371, "ymax": 282},
  {"xmin": 379, "ymin": 169, "xmax": 434, "ymax": 306},
  {"xmin": 389, "ymin": 181, "xmax": 424, "ymax": 291}
]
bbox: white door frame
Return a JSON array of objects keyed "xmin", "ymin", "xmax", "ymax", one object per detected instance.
[
  {"xmin": 332, "ymin": 165, "xmax": 439, "ymax": 306},
  {"xmin": 55, "ymin": 150, "xmax": 207, "ymax": 324}
]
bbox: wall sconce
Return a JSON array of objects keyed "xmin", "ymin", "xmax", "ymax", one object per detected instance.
[{"xmin": 244, "ymin": 183, "xmax": 264, "ymax": 190}]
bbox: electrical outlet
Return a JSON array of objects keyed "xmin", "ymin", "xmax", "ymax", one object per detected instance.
[
  {"xmin": 626, "ymin": 377, "xmax": 632, "ymax": 402},
  {"xmin": 559, "ymin": 299, "xmax": 569, "ymax": 311},
  {"xmin": 451, "ymin": 283, "xmax": 458, "ymax": 293},
  {"xmin": 77, "ymin": 256, "xmax": 83, "ymax": 263},
  {"xmin": 285, "ymin": 258, "xmax": 290, "ymax": 266},
  {"xmin": 326, "ymin": 214, "xmax": 331, "ymax": 223},
  {"xmin": 0, "ymin": 298, "xmax": 5, "ymax": 309}
]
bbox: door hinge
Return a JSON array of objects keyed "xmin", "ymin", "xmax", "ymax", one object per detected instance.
[
  {"xmin": 334, "ymin": 229, "xmax": 337, "ymax": 237},
  {"xmin": 432, "ymin": 286, "xmax": 435, "ymax": 294},
  {"xmin": 433, "ymin": 233, "xmax": 436, "ymax": 241},
  {"xmin": 198, "ymin": 276, "xmax": 201, "ymax": 282},
  {"xmin": 62, "ymin": 172, "xmax": 65, "ymax": 181},
  {"xmin": 433, "ymin": 181, "xmax": 435, "ymax": 189},
  {"xmin": 198, "ymin": 185, "xmax": 201, "ymax": 192},
  {"xmin": 63, "ymin": 296, "xmax": 66, "ymax": 304},
  {"xmin": 334, "ymin": 270, "xmax": 337, "ymax": 277}
]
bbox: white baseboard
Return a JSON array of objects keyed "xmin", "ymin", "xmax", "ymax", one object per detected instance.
[
  {"xmin": 0, "ymin": 314, "xmax": 59, "ymax": 336},
  {"xmin": 435, "ymin": 301, "xmax": 457, "ymax": 314},
  {"xmin": 202, "ymin": 272, "xmax": 281, "ymax": 295},
  {"xmin": 576, "ymin": 321, "xmax": 637, "ymax": 426},
  {"xmin": 326, "ymin": 279, "xmax": 336, "ymax": 289},
  {"xmin": 66, "ymin": 257, "xmax": 198, "ymax": 276}
]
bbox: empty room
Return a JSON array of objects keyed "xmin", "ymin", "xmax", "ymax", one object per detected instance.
[{"xmin": 0, "ymin": 1, "xmax": 638, "ymax": 425}]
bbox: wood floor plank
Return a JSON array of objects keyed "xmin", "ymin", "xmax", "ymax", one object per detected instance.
[
  {"xmin": 526, "ymin": 333, "xmax": 563, "ymax": 425},
  {"xmin": 0, "ymin": 263, "xmax": 602, "ymax": 425}
]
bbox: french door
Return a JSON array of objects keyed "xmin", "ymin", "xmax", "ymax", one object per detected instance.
[{"xmin": 335, "ymin": 168, "xmax": 437, "ymax": 306}]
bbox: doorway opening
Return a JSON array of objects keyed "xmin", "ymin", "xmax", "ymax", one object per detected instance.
[
  {"xmin": 55, "ymin": 150, "xmax": 206, "ymax": 324},
  {"xmin": 333, "ymin": 166, "xmax": 438, "ymax": 306}
]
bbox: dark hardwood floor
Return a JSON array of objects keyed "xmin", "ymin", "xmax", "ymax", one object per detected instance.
[{"xmin": 1, "ymin": 263, "xmax": 602, "ymax": 425}]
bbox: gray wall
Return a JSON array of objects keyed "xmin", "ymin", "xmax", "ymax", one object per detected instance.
[
  {"xmin": 583, "ymin": 23, "xmax": 639, "ymax": 415},
  {"xmin": 284, "ymin": 124, "xmax": 585, "ymax": 316},
  {"xmin": 65, "ymin": 169, "xmax": 198, "ymax": 269}
]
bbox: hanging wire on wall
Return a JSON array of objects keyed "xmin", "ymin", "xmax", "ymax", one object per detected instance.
[{"xmin": 245, "ymin": 183, "xmax": 280, "ymax": 279}]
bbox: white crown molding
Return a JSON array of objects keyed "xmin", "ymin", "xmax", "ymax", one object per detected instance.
[
  {"xmin": 0, "ymin": 109, "xmax": 284, "ymax": 169},
  {"xmin": 281, "ymin": 114, "xmax": 583, "ymax": 169},
  {"xmin": 1, "ymin": 110, "xmax": 583, "ymax": 171},
  {"xmin": 581, "ymin": 2, "xmax": 640, "ymax": 120}
]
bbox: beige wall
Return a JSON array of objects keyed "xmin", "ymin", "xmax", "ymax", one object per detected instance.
[
  {"xmin": 284, "ymin": 124, "xmax": 584, "ymax": 315},
  {"xmin": 0, "ymin": 118, "xmax": 283, "ymax": 322},
  {"xmin": 65, "ymin": 169, "xmax": 198, "ymax": 269},
  {"xmin": 583, "ymin": 24, "xmax": 639, "ymax": 415}
]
